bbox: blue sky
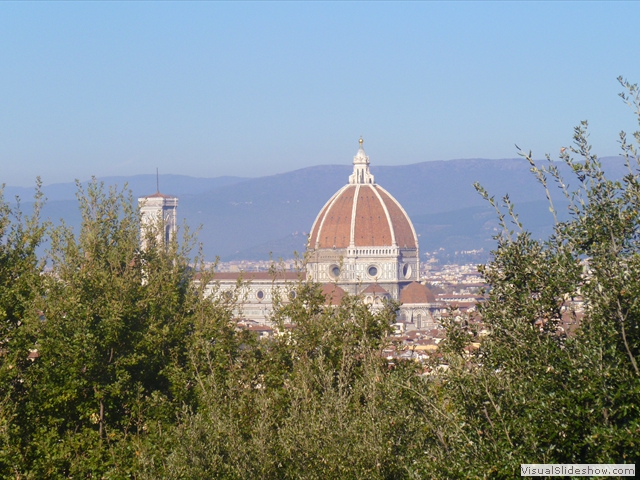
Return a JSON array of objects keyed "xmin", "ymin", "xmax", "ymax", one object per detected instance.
[{"xmin": 1, "ymin": 1, "xmax": 639, "ymax": 186}]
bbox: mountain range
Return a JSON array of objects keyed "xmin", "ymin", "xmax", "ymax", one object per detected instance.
[{"xmin": 3, "ymin": 156, "xmax": 629, "ymax": 262}]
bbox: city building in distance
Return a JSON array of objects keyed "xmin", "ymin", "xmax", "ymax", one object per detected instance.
[
  {"xmin": 138, "ymin": 190, "xmax": 178, "ymax": 249},
  {"xmin": 139, "ymin": 139, "xmax": 468, "ymax": 335}
]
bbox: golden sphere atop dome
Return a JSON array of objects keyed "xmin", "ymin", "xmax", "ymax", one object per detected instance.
[{"xmin": 359, "ymin": 136, "xmax": 363, "ymax": 145}]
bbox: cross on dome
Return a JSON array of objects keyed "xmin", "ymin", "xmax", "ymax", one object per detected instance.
[{"xmin": 349, "ymin": 137, "xmax": 375, "ymax": 185}]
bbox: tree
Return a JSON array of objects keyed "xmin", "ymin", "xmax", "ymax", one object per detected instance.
[
  {"xmin": 0, "ymin": 181, "xmax": 48, "ymax": 476},
  {"xmin": 139, "ymin": 277, "xmax": 439, "ymax": 479},
  {"xmin": 140, "ymin": 79, "xmax": 640, "ymax": 478},
  {"xmin": 412, "ymin": 78, "xmax": 640, "ymax": 478},
  {"xmin": 4, "ymin": 79, "xmax": 640, "ymax": 479},
  {"xmin": 0, "ymin": 180, "xmax": 235, "ymax": 477}
]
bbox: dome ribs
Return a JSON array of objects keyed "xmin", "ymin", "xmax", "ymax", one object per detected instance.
[
  {"xmin": 314, "ymin": 185, "xmax": 355, "ymax": 249},
  {"xmin": 376, "ymin": 188, "xmax": 418, "ymax": 249},
  {"xmin": 310, "ymin": 184, "xmax": 417, "ymax": 251},
  {"xmin": 353, "ymin": 185, "xmax": 392, "ymax": 247},
  {"xmin": 308, "ymin": 200, "xmax": 332, "ymax": 249}
]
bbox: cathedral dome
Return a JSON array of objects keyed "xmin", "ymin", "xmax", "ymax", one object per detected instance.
[
  {"xmin": 306, "ymin": 139, "xmax": 420, "ymax": 291},
  {"xmin": 308, "ymin": 140, "xmax": 418, "ymax": 250},
  {"xmin": 308, "ymin": 183, "xmax": 417, "ymax": 249}
]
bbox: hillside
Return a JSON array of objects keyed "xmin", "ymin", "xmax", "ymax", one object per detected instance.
[{"xmin": 6, "ymin": 157, "xmax": 628, "ymax": 261}]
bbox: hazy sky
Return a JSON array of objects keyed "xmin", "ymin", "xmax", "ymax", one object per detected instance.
[{"xmin": 1, "ymin": 1, "xmax": 639, "ymax": 186}]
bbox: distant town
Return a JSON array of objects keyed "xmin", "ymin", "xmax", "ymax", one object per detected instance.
[{"xmin": 210, "ymin": 251, "xmax": 584, "ymax": 364}]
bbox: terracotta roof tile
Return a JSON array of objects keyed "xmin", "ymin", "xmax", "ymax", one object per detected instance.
[
  {"xmin": 353, "ymin": 186, "xmax": 392, "ymax": 246},
  {"xmin": 362, "ymin": 284, "xmax": 389, "ymax": 295},
  {"xmin": 316, "ymin": 186, "xmax": 356, "ymax": 249},
  {"xmin": 400, "ymin": 282, "xmax": 436, "ymax": 304},
  {"xmin": 308, "ymin": 199, "xmax": 333, "ymax": 249},
  {"xmin": 321, "ymin": 283, "xmax": 346, "ymax": 305},
  {"xmin": 376, "ymin": 188, "xmax": 417, "ymax": 248},
  {"xmin": 309, "ymin": 184, "xmax": 418, "ymax": 250}
]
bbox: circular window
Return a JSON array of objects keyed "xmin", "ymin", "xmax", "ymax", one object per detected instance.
[
  {"xmin": 256, "ymin": 290, "xmax": 264, "ymax": 300},
  {"xmin": 289, "ymin": 290, "xmax": 297, "ymax": 300},
  {"xmin": 402, "ymin": 264, "xmax": 412, "ymax": 279},
  {"xmin": 330, "ymin": 265, "xmax": 340, "ymax": 278},
  {"xmin": 368, "ymin": 265, "xmax": 378, "ymax": 277}
]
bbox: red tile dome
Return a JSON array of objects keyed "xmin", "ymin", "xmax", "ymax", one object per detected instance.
[
  {"xmin": 306, "ymin": 139, "xmax": 420, "ymax": 289},
  {"xmin": 308, "ymin": 182, "xmax": 418, "ymax": 249}
]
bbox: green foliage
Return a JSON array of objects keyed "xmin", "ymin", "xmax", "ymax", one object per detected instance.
[
  {"xmin": 415, "ymin": 78, "xmax": 640, "ymax": 478},
  {"xmin": 3, "ymin": 79, "xmax": 640, "ymax": 478},
  {"xmin": 0, "ymin": 179, "xmax": 234, "ymax": 477},
  {"xmin": 0, "ymin": 180, "xmax": 49, "ymax": 476},
  {"xmin": 149, "ymin": 285, "xmax": 435, "ymax": 479}
]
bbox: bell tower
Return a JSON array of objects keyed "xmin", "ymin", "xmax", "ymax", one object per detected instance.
[{"xmin": 138, "ymin": 182, "xmax": 178, "ymax": 250}]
